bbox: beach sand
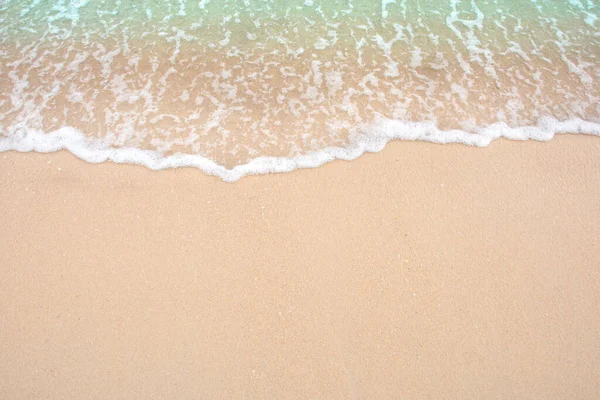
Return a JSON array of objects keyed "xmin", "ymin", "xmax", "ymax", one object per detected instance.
[{"xmin": 1, "ymin": 135, "xmax": 599, "ymax": 399}]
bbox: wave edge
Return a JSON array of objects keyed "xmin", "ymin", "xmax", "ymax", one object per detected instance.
[{"xmin": 1, "ymin": 117, "xmax": 599, "ymax": 182}]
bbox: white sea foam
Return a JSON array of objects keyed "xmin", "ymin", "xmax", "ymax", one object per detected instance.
[
  {"xmin": 2, "ymin": 118, "xmax": 599, "ymax": 182},
  {"xmin": 1, "ymin": 0, "xmax": 599, "ymax": 180}
]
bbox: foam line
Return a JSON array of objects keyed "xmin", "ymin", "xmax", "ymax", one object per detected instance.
[{"xmin": 1, "ymin": 117, "xmax": 599, "ymax": 182}]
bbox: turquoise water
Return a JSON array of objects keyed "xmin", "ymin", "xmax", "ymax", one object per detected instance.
[{"xmin": 1, "ymin": 0, "xmax": 599, "ymax": 180}]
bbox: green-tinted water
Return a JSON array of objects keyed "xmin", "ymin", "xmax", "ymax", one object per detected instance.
[{"xmin": 1, "ymin": 0, "xmax": 598, "ymax": 179}]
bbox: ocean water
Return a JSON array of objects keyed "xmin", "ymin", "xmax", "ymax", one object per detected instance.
[{"xmin": 0, "ymin": 0, "xmax": 599, "ymax": 181}]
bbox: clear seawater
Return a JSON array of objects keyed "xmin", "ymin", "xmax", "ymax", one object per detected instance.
[{"xmin": 0, "ymin": 0, "xmax": 599, "ymax": 180}]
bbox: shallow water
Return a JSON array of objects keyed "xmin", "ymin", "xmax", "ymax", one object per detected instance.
[{"xmin": 1, "ymin": 0, "xmax": 599, "ymax": 180}]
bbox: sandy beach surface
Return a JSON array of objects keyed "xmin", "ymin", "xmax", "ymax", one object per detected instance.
[{"xmin": 1, "ymin": 135, "xmax": 599, "ymax": 399}]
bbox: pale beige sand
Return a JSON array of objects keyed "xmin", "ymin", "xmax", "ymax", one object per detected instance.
[{"xmin": 1, "ymin": 135, "xmax": 599, "ymax": 399}]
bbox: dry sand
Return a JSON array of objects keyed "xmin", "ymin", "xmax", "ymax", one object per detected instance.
[{"xmin": 0, "ymin": 135, "xmax": 599, "ymax": 399}]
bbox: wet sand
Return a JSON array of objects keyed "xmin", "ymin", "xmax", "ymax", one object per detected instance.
[{"xmin": 1, "ymin": 135, "xmax": 599, "ymax": 399}]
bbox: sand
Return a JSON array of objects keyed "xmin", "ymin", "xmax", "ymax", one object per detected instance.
[{"xmin": 0, "ymin": 135, "xmax": 599, "ymax": 399}]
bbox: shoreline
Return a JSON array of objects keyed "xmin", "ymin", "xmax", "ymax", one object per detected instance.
[
  {"xmin": 1, "ymin": 136, "xmax": 599, "ymax": 399},
  {"xmin": 2, "ymin": 117, "xmax": 599, "ymax": 182}
]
